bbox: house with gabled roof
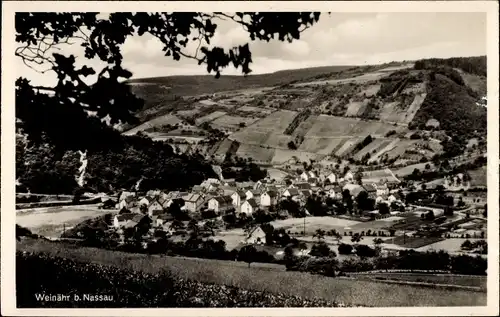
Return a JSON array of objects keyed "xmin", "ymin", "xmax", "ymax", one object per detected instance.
[
  {"xmin": 113, "ymin": 213, "xmax": 136, "ymax": 228},
  {"xmin": 362, "ymin": 183, "xmax": 378, "ymax": 198},
  {"xmin": 117, "ymin": 195, "xmax": 136, "ymax": 211},
  {"xmin": 245, "ymin": 189, "xmax": 262, "ymax": 201},
  {"xmin": 260, "ymin": 190, "xmax": 279, "ymax": 207},
  {"xmin": 119, "ymin": 191, "xmax": 136, "ymax": 202},
  {"xmin": 139, "ymin": 195, "xmax": 155, "ymax": 207},
  {"xmin": 241, "ymin": 198, "xmax": 259, "ymax": 215},
  {"xmin": 147, "ymin": 200, "xmax": 164, "ymax": 217},
  {"xmin": 282, "ymin": 187, "xmax": 300, "ymax": 198},
  {"xmin": 208, "ymin": 195, "xmax": 233, "ymax": 213},
  {"xmin": 244, "ymin": 226, "xmax": 266, "ymax": 245},
  {"xmin": 156, "ymin": 213, "xmax": 174, "ymax": 227},
  {"xmin": 293, "ymin": 182, "xmax": 312, "ymax": 190},
  {"xmin": 231, "ymin": 190, "xmax": 246, "ymax": 208},
  {"xmin": 183, "ymin": 193, "xmax": 204, "ymax": 212}
]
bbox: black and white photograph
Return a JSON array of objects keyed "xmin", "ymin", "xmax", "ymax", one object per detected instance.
[{"xmin": 1, "ymin": 1, "xmax": 499, "ymax": 315}]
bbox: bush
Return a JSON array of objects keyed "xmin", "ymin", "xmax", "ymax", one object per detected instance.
[
  {"xmin": 355, "ymin": 245, "xmax": 378, "ymax": 257},
  {"xmin": 338, "ymin": 243, "xmax": 353, "ymax": 255}
]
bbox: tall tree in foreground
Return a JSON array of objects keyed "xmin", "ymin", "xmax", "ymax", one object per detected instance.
[{"xmin": 15, "ymin": 12, "xmax": 323, "ymax": 151}]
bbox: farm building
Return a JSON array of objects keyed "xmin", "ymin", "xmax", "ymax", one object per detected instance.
[
  {"xmin": 241, "ymin": 198, "xmax": 259, "ymax": 215},
  {"xmin": 138, "ymin": 196, "xmax": 154, "ymax": 207},
  {"xmin": 282, "ymin": 188, "xmax": 300, "ymax": 198},
  {"xmin": 244, "ymin": 226, "xmax": 267, "ymax": 245},
  {"xmin": 147, "ymin": 201, "xmax": 164, "ymax": 217},
  {"xmin": 113, "ymin": 213, "xmax": 136, "ymax": 229},
  {"xmin": 325, "ymin": 172, "xmax": 337, "ymax": 184},
  {"xmin": 260, "ymin": 190, "xmax": 279, "ymax": 207},
  {"xmin": 207, "ymin": 196, "xmax": 234, "ymax": 213},
  {"xmin": 231, "ymin": 190, "xmax": 246, "ymax": 207},
  {"xmin": 245, "ymin": 189, "xmax": 262, "ymax": 201},
  {"xmin": 183, "ymin": 193, "xmax": 205, "ymax": 212},
  {"xmin": 117, "ymin": 196, "xmax": 136, "ymax": 210},
  {"xmin": 155, "ymin": 213, "xmax": 174, "ymax": 227}
]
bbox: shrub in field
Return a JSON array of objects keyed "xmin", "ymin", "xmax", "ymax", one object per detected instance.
[
  {"xmin": 338, "ymin": 243, "xmax": 353, "ymax": 255},
  {"xmin": 17, "ymin": 251, "xmax": 346, "ymax": 308}
]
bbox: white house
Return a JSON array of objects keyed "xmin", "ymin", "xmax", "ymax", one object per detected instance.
[
  {"xmin": 375, "ymin": 183, "xmax": 390, "ymax": 196},
  {"xmin": 245, "ymin": 189, "xmax": 261, "ymax": 201},
  {"xmin": 156, "ymin": 213, "xmax": 173, "ymax": 227},
  {"xmin": 231, "ymin": 190, "xmax": 246, "ymax": 207},
  {"xmin": 117, "ymin": 196, "xmax": 136, "ymax": 210},
  {"xmin": 208, "ymin": 195, "xmax": 233, "ymax": 213},
  {"xmin": 300, "ymin": 171, "xmax": 310, "ymax": 181},
  {"xmin": 326, "ymin": 172, "xmax": 337, "ymax": 184},
  {"xmin": 260, "ymin": 191, "xmax": 279, "ymax": 207},
  {"xmin": 183, "ymin": 193, "xmax": 204, "ymax": 212},
  {"xmin": 241, "ymin": 198, "xmax": 259, "ymax": 215},
  {"xmin": 282, "ymin": 188, "xmax": 300, "ymax": 198},
  {"xmin": 244, "ymin": 226, "xmax": 267, "ymax": 245},
  {"xmin": 147, "ymin": 200, "xmax": 164, "ymax": 217},
  {"xmin": 119, "ymin": 191, "xmax": 136, "ymax": 202},
  {"xmin": 139, "ymin": 196, "xmax": 155, "ymax": 207},
  {"xmin": 344, "ymin": 171, "xmax": 354, "ymax": 183},
  {"xmin": 113, "ymin": 213, "xmax": 136, "ymax": 229}
]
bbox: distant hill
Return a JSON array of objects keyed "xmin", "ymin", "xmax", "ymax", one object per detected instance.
[{"xmin": 125, "ymin": 56, "xmax": 486, "ymax": 166}]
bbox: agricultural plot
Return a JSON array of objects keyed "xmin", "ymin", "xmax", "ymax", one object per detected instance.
[
  {"xmin": 402, "ymin": 93, "xmax": 427, "ymax": 124},
  {"xmin": 213, "ymin": 139, "xmax": 239, "ymax": 158},
  {"xmin": 195, "ymin": 111, "xmax": 227, "ymax": 125},
  {"xmin": 384, "ymin": 140, "xmax": 419, "ymax": 160},
  {"xmin": 368, "ymin": 139, "xmax": 400, "ymax": 163},
  {"xmin": 293, "ymin": 71, "xmax": 388, "ymax": 87},
  {"xmin": 271, "ymin": 149, "xmax": 320, "ymax": 165},
  {"xmin": 362, "ymin": 168, "xmax": 399, "ymax": 184},
  {"xmin": 353, "ymin": 138, "xmax": 389, "ymax": 160},
  {"xmin": 304, "ymin": 116, "xmax": 358, "ymax": 138},
  {"xmin": 235, "ymin": 144, "xmax": 275, "ymax": 163},
  {"xmin": 123, "ymin": 114, "xmax": 183, "ymax": 136},
  {"xmin": 16, "ymin": 206, "xmax": 110, "ymax": 238},
  {"xmin": 230, "ymin": 110, "xmax": 297, "ymax": 146},
  {"xmin": 298, "ymin": 137, "xmax": 345, "ymax": 155},
  {"xmin": 265, "ymin": 134, "xmax": 294, "ymax": 149},
  {"xmin": 384, "ymin": 236, "xmax": 445, "ymax": 249},
  {"xmin": 345, "ymin": 101, "xmax": 367, "ymax": 117},
  {"xmin": 358, "ymin": 84, "xmax": 381, "ymax": 97},
  {"xmin": 290, "ymin": 116, "xmax": 317, "ymax": 139},
  {"xmin": 210, "ymin": 115, "xmax": 259, "ymax": 131},
  {"xmin": 334, "ymin": 137, "xmax": 363, "ymax": 157},
  {"xmin": 237, "ymin": 105, "xmax": 273, "ymax": 115},
  {"xmin": 270, "ymin": 217, "xmax": 361, "ymax": 235},
  {"xmin": 395, "ymin": 162, "xmax": 436, "ymax": 177},
  {"xmin": 176, "ymin": 109, "xmax": 200, "ymax": 118},
  {"xmin": 378, "ymin": 101, "xmax": 408, "ymax": 123}
]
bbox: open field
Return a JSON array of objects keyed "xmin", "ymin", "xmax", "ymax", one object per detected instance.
[
  {"xmin": 362, "ymin": 168, "xmax": 400, "ymax": 183},
  {"xmin": 270, "ymin": 217, "xmax": 361, "ymax": 235},
  {"xmin": 235, "ymin": 144, "xmax": 275, "ymax": 163},
  {"xmin": 16, "ymin": 205, "xmax": 112, "ymax": 238},
  {"xmin": 293, "ymin": 71, "xmax": 388, "ymax": 87},
  {"xmin": 210, "ymin": 115, "xmax": 259, "ymax": 131},
  {"xmin": 17, "ymin": 239, "xmax": 486, "ymax": 307},
  {"xmin": 195, "ymin": 111, "xmax": 227, "ymax": 125},
  {"xmin": 384, "ymin": 236, "xmax": 445, "ymax": 249},
  {"xmin": 416, "ymin": 238, "xmax": 484, "ymax": 254},
  {"xmin": 351, "ymin": 272, "xmax": 486, "ymax": 290},
  {"xmin": 123, "ymin": 114, "xmax": 183, "ymax": 136},
  {"xmin": 271, "ymin": 149, "xmax": 321, "ymax": 164}
]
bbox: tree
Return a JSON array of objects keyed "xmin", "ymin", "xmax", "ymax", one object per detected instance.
[
  {"xmin": 356, "ymin": 191, "xmax": 374, "ymax": 212},
  {"xmin": 378, "ymin": 202, "xmax": 390, "ymax": 215},
  {"xmin": 313, "ymin": 229, "xmax": 326, "ymax": 242},
  {"xmin": 351, "ymin": 233, "xmax": 363, "ymax": 243},
  {"xmin": 338, "ymin": 243, "xmax": 353, "ymax": 255},
  {"xmin": 461, "ymin": 240, "xmax": 473, "ymax": 250},
  {"xmin": 238, "ymin": 245, "xmax": 258, "ymax": 268},
  {"xmin": 310, "ymin": 241, "xmax": 334, "ymax": 258},
  {"xmin": 16, "ymin": 12, "xmax": 323, "ymax": 151},
  {"xmin": 354, "ymin": 170, "xmax": 363, "ymax": 185}
]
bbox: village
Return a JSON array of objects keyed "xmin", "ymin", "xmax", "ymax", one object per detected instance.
[{"xmin": 101, "ymin": 164, "xmax": 487, "ymax": 259}]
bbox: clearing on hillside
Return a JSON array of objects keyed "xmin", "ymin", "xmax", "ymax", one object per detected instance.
[{"xmin": 123, "ymin": 114, "xmax": 183, "ymax": 136}]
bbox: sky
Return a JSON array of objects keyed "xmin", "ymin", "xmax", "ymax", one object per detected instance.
[{"xmin": 16, "ymin": 12, "xmax": 487, "ymax": 86}]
